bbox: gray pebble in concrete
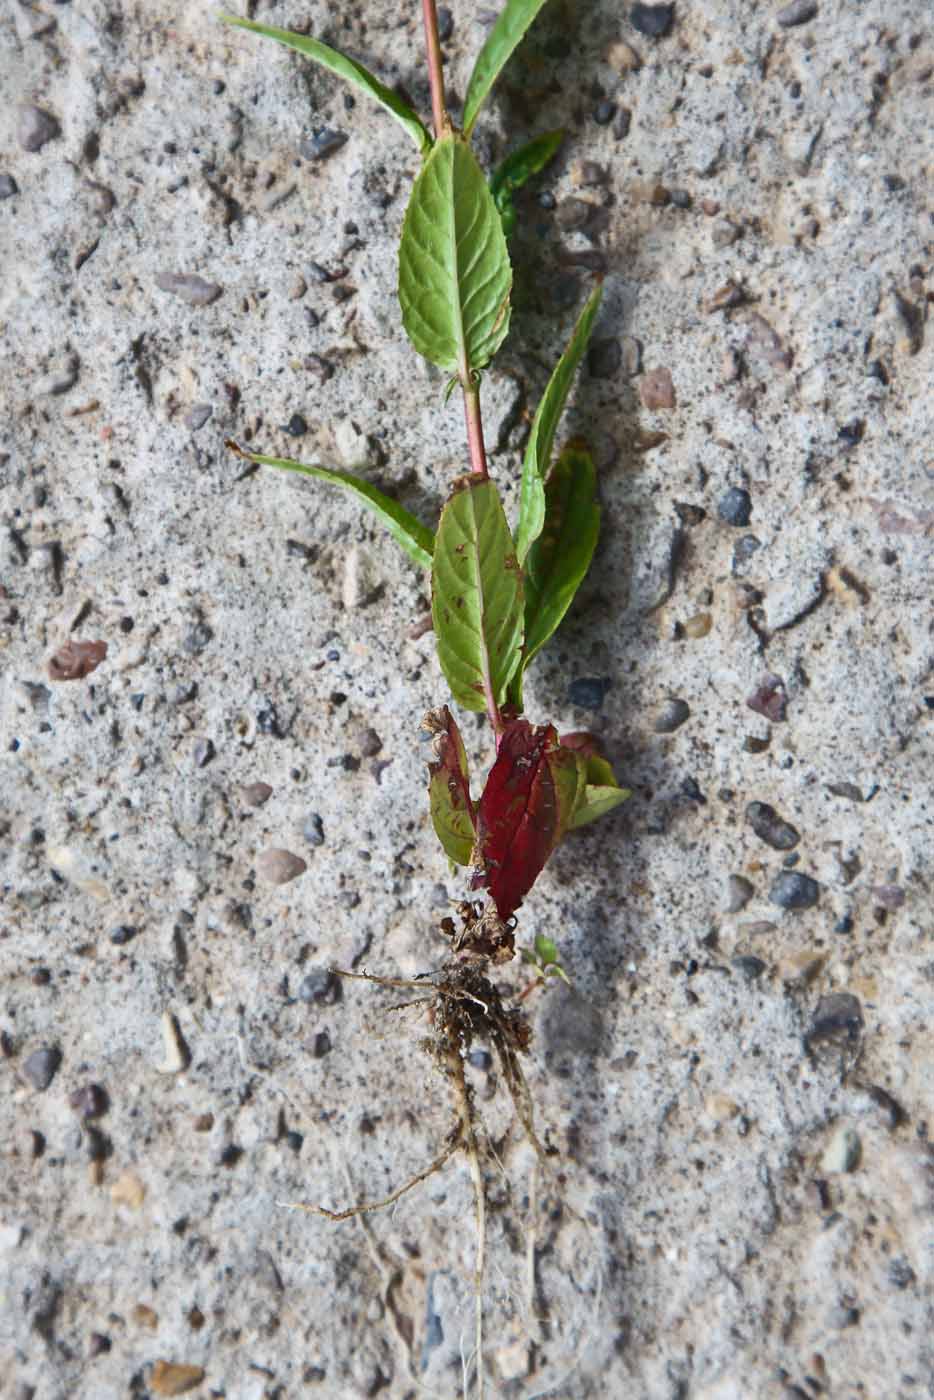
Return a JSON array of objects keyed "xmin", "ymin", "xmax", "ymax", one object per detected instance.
[
  {"xmin": 588, "ymin": 338, "xmax": 622, "ymax": 378},
  {"xmin": 746, "ymin": 801, "xmax": 800, "ymax": 851},
  {"xmin": 155, "ymin": 273, "xmax": 222, "ymax": 306},
  {"xmin": 726, "ymin": 874, "xmax": 755, "ymax": 912},
  {"xmin": 654, "ymin": 698, "xmax": 691, "ymax": 733},
  {"xmin": 568, "ymin": 677, "xmax": 613, "ymax": 711},
  {"xmin": 22, "ymin": 1047, "xmax": 62, "ymax": 1091},
  {"xmin": 776, "ymin": 0, "xmax": 818, "ymax": 27},
  {"xmin": 630, "ymin": 3, "xmax": 675, "ymax": 38},
  {"xmin": 718, "ymin": 487, "xmax": 752, "ymax": 526},
  {"xmin": 300, "ymin": 129, "xmax": 347, "ymax": 161},
  {"xmin": 770, "ymin": 870, "xmax": 820, "ymax": 908},
  {"xmin": 18, "ymin": 105, "xmax": 60, "ymax": 152}
]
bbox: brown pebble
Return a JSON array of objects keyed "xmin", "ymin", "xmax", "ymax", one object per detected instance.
[
  {"xmin": 110, "ymin": 1170, "xmax": 146, "ymax": 1209},
  {"xmin": 572, "ymin": 160, "xmax": 608, "ymax": 186},
  {"xmin": 705, "ymin": 1093, "xmax": 740, "ymax": 1121},
  {"xmin": 707, "ymin": 280, "xmax": 745, "ymax": 312},
  {"xmin": 682, "ymin": 612, "xmax": 712, "ymax": 638},
  {"xmin": 150, "ymin": 1361, "xmax": 205, "ymax": 1396},
  {"xmin": 746, "ymin": 673, "xmax": 788, "ymax": 722},
  {"xmin": 744, "ymin": 312, "xmax": 793, "ymax": 371},
  {"xmin": 257, "ymin": 848, "xmax": 307, "ymax": 885},
  {"xmin": 700, "ymin": 197, "xmax": 720, "ymax": 215},
  {"xmin": 556, "ymin": 197, "xmax": 592, "ymax": 231},
  {"xmin": 640, "ymin": 367, "xmax": 676, "ymax": 410},
  {"xmin": 48, "ymin": 639, "xmax": 108, "ymax": 681},
  {"xmin": 608, "ymin": 39, "xmax": 642, "ymax": 72},
  {"xmin": 649, "ymin": 184, "xmax": 671, "ymax": 206},
  {"xmin": 133, "ymin": 1303, "xmax": 159, "ymax": 1331},
  {"xmin": 193, "ymin": 1112, "xmax": 214, "ymax": 1132},
  {"xmin": 241, "ymin": 782, "xmax": 273, "ymax": 806}
]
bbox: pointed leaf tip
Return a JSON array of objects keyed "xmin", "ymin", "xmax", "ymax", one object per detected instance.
[
  {"xmin": 220, "ymin": 16, "xmax": 432, "ymax": 155},
  {"xmin": 226, "ymin": 444, "xmax": 433, "ymax": 570},
  {"xmin": 515, "ymin": 284, "xmax": 604, "ymax": 566},
  {"xmin": 463, "ymin": 0, "xmax": 552, "ymax": 136}
]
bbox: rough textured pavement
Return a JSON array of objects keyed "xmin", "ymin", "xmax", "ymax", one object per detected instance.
[{"xmin": 1, "ymin": 1, "xmax": 932, "ymax": 1397}]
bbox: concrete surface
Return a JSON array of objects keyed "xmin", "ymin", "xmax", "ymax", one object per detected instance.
[{"xmin": 1, "ymin": 1, "xmax": 932, "ymax": 1397}]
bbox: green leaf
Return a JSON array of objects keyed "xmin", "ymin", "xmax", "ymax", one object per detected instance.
[
  {"xmin": 568, "ymin": 783, "xmax": 631, "ymax": 829},
  {"xmin": 399, "ymin": 136, "xmax": 512, "ymax": 375},
  {"xmin": 431, "ymin": 478, "xmax": 523, "ymax": 712},
  {"xmin": 219, "ymin": 16, "xmax": 432, "ymax": 156},
  {"xmin": 582, "ymin": 752, "xmax": 616, "ymax": 788},
  {"xmin": 533, "ymin": 932, "xmax": 560, "ymax": 966},
  {"xmin": 514, "ymin": 283, "xmax": 603, "ymax": 566},
  {"xmin": 568, "ymin": 749, "xmax": 631, "ymax": 830},
  {"xmin": 226, "ymin": 443, "xmax": 433, "ymax": 571},
  {"xmin": 425, "ymin": 706, "xmax": 477, "ymax": 866},
  {"xmin": 490, "ymin": 129, "xmax": 564, "ymax": 237},
  {"xmin": 463, "ymin": 0, "xmax": 552, "ymax": 137},
  {"xmin": 521, "ymin": 442, "xmax": 600, "ymax": 676}
]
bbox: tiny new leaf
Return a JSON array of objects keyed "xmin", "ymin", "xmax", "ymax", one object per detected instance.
[
  {"xmin": 568, "ymin": 750, "xmax": 631, "ymax": 830},
  {"xmin": 431, "ymin": 478, "xmax": 524, "ymax": 712},
  {"xmin": 472, "ymin": 719, "xmax": 584, "ymax": 919},
  {"xmin": 462, "ymin": 0, "xmax": 552, "ymax": 137},
  {"xmin": 226, "ymin": 443, "xmax": 433, "ymax": 571},
  {"xmin": 508, "ymin": 442, "xmax": 599, "ymax": 708},
  {"xmin": 521, "ymin": 932, "xmax": 571, "ymax": 984},
  {"xmin": 490, "ymin": 129, "xmax": 564, "ymax": 237},
  {"xmin": 514, "ymin": 283, "xmax": 603, "ymax": 566},
  {"xmin": 220, "ymin": 17, "xmax": 432, "ymax": 156},
  {"xmin": 425, "ymin": 706, "xmax": 477, "ymax": 866},
  {"xmin": 399, "ymin": 136, "xmax": 512, "ymax": 374}
]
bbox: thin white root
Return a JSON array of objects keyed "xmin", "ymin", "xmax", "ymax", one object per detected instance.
[
  {"xmin": 277, "ymin": 1132, "xmax": 461, "ymax": 1221},
  {"xmin": 449, "ymin": 1047, "xmax": 486, "ymax": 1400},
  {"xmin": 526, "ymin": 1156, "xmax": 540, "ymax": 1344}
]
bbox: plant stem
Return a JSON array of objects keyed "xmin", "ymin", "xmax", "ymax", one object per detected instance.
[
  {"xmin": 421, "ymin": 0, "xmax": 447, "ymax": 138},
  {"xmin": 462, "ymin": 375, "xmax": 489, "ymax": 481},
  {"xmin": 420, "ymin": 0, "xmax": 499, "ymax": 740}
]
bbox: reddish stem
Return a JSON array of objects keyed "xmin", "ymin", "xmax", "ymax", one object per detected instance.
[{"xmin": 421, "ymin": 0, "xmax": 447, "ymax": 138}]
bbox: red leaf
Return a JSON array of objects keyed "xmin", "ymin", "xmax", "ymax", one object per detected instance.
[
  {"xmin": 557, "ymin": 731, "xmax": 601, "ymax": 755},
  {"xmin": 472, "ymin": 719, "xmax": 582, "ymax": 919}
]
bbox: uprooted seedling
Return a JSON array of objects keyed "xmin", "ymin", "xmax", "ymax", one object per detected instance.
[{"xmin": 220, "ymin": 2, "xmax": 630, "ymax": 1392}]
